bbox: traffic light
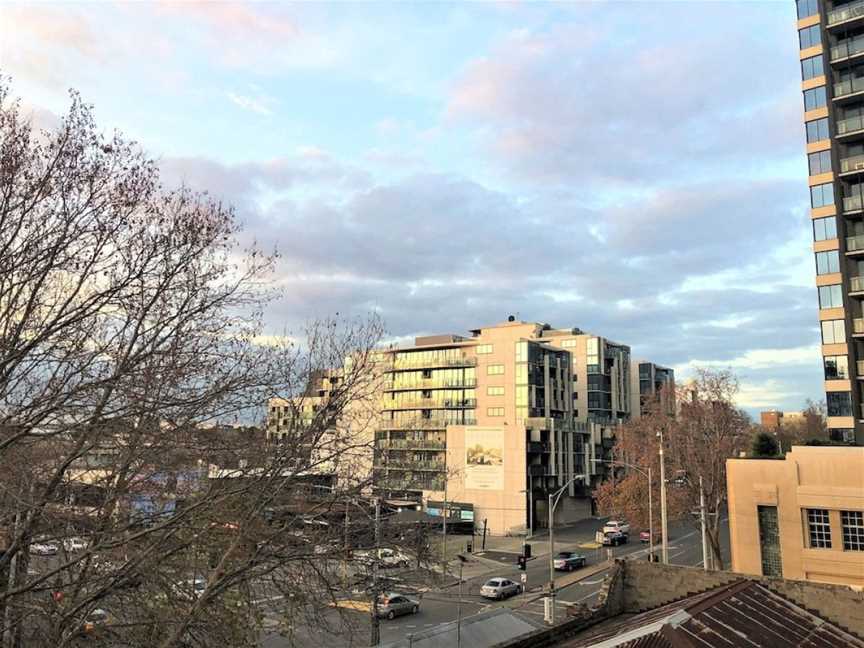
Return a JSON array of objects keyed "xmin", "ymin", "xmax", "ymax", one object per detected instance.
[{"xmin": 517, "ymin": 555, "xmax": 526, "ymax": 571}]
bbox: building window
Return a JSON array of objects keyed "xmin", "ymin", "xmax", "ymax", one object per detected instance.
[
  {"xmin": 815, "ymin": 250, "xmax": 840, "ymax": 274},
  {"xmin": 476, "ymin": 344, "xmax": 493, "ymax": 354},
  {"xmin": 758, "ymin": 506, "xmax": 783, "ymax": 577},
  {"xmin": 561, "ymin": 339, "xmax": 577, "ymax": 348},
  {"xmin": 827, "ymin": 391, "xmax": 853, "ymax": 416},
  {"xmin": 808, "ymin": 150, "xmax": 832, "ymax": 176},
  {"xmin": 799, "ymin": 24, "xmax": 821, "ymax": 50},
  {"xmin": 813, "ymin": 216, "xmax": 837, "ymax": 241},
  {"xmin": 806, "ymin": 118, "xmax": 830, "ymax": 143},
  {"xmin": 487, "ymin": 364, "xmax": 504, "ymax": 375},
  {"xmin": 811, "ymin": 183, "xmax": 835, "ymax": 208},
  {"xmin": 486, "ymin": 407, "xmax": 504, "ymax": 417},
  {"xmin": 821, "ymin": 319, "xmax": 846, "ymax": 344},
  {"xmin": 824, "ymin": 354, "xmax": 849, "ymax": 379},
  {"xmin": 487, "ymin": 386, "xmax": 504, "ymax": 396},
  {"xmin": 802, "ymin": 54, "xmax": 824, "ymax": 81},
  {"xmin": 797, "ymin": 0, "xmax": 818, "ymax": 19},
  {"xmin": 818, "ymin": 284, "xmax": 843, "ymax": 309},
  {"xmin": 804, "ymin": 86, "xmax": 827, "ymax": 111},
  {"xmin": 841, "ymin": 511, "xmax": 864, "ymax": 551},
  {"xmin": 806, "ymin": 509, "xmax": 832, "ymax": 548}
]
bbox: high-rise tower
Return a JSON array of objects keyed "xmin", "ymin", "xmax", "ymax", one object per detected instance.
[{"xmin": 797, "ymin": 0, "xmax": 864, "ymax": 444}]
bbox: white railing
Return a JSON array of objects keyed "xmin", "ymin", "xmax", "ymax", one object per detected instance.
[{"xmin": 828, "ymin": 0, "xmax": 864, "ymax": 26}]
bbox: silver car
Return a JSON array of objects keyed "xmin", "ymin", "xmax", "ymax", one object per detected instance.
[
  {"xmin": 480, "ymin": 577, "xmax": 522, "ymax": 600},
  {"xmin": 375, "ymin": 593, "xmax": 420, "ymax": 620}
]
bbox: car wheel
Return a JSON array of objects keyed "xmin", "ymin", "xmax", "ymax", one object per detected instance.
[
  {"xmin": 412, "ymin": 605, "xmax": 418, "ymax": 615},
  {"xmin": 387, "ymin": 611, "xmax": 395, "ymax": 620}
]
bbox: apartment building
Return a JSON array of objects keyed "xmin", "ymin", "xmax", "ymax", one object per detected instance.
[
  {"xmin": 760, "ymin": 409, "xmax": 806, "ymax": 429},
  {"xmin": 372, "ymin": 319, "xmax": 633, "ymax": 535},
  {"xmin": 727, "ymin": 445, "xmax": 864, "ymax": 586},
  {"xmin": 794, "ymin": 0, "xmax": 864, "ymax": 444},
  {"xmin": 629, "ymin": 360, "xmax": 676, "ymax": 419}
]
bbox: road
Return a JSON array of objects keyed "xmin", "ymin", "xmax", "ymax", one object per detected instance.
[{"xmin": 258, "ymin": 516, "xmax": 730, "ymax": 647}]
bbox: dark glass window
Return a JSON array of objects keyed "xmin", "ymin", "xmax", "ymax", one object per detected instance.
[
  {"xmin": 806, "ymin": 118, "xmax": 830, "ymax": 143},
  {"xmin": 842, "ymin": 511, "xmax": 864, "ymax": 550},
  {"xmin": 802, "ymin": 54, "xmax": 824, "ymax": 81},
  {"xmin": 804, "ymin": 86, "xmax": 827, "ymax": 111},
  {"xmin": 824, "ymin": 354, "xmax": 849, "ymax": 379},
  {"xmin": 821, "ymin": 319, "xmax": 846, "ymax": 344},
  {"xmin": 809, "ymin": 150, "xmax": 832, "ymax": 175},
  {"xmin": 813, "ymin": 216, "xmax": 837, "ymax": 241},
  {"xmin": 827, "ymin": 391, "xmax": 853, "ymax": 417},
  {"xmin": 758, "ymin": 506, "xmax": 783, "ymax": 577},
  {"xmin": 829, "ymin": 428, "xmax": 855, "ymax": 443},
  {"xmin": 815, "ymin": 250, "xmax": 840, "ymax": 274},
  {"xmin": 811, "ymin": 183, "xmax": 835, "ymax": 208},
  {"xmin": 797, "ymin": 0, "xmax": 818, "ymax": 19},
  {"xmin": 818, "ymin": 284, "xmax": 843, "ymax": 308},
  {"xmin": 800, "ymin": 25, "xmax": 821, "ymax": 50},
  {"xmin": 807, "ymin": 508, "xmax": 832, "ymax": 548}
]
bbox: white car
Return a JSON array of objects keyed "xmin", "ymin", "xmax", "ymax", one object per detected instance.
[
  {"xmin": 355, "ymin": 548, "xmax": 411, "ymax": 569},
  {"xmin": 63, "ymin": 537, "xmax": 88, "ymax": 552},
  {"xmin": 602, "ymin": 520, "xmax": 630, "ymax": 536},
  {"xmin": 172, "ymin": 577, "xmax": 207, "ymax": 600},
  {"xmin": 30, "ymin": 542, "xmax": 59, "ymax": 556},
  {"xmin": 480, "ymin": 577, "xmax": 522, "ymax": 600}
]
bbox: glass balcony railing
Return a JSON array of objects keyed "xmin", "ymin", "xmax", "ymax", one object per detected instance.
[
  {"xmin": 377, "ymin": 438, "xmax": 446, "ymax": 450},
  {"xmin": 835, "ymin": 76, "xmax": 864, "ymax": 98},
  {"xmin": 383, "ymin": 378, "xmax": 478, "ymax": 391},
  {"xmin": 828, "ymin": 0, "xmax": 864, "ymax": 26},
  {"xmin": 832, "ymin": 35, "xmax": 864, "ymax": 60},
  {"xmin": 378, "ymin": 417, "xmax": 477, "ymax": 430},
  {"xmin": 857, "ymin": 360, "xmax": 864, "ymax": 375},
  {"xmin": 854, "ymin": 318, "xmax": 864, "ymax": 333},
  {"xmin": 384, "ymin": 356, "xmax": 477, "ymax": 371},
  {"xmin": 841, "ymin": 155, "xmax": 864, "ymax": 173},
  {"xmin": 837, "ymin": 114, "xmax": 864, "ymax": 135},
  {"xmin": 847, "ymin": 234, "xmax": 864, "ymax": 251},
  {"xmin": 374, "ymin": 460, "xmax": 446, "ymax": 472},
  {"xmin": 852, "ymin": 276, "xmax": 864, "ymax": 292},
  {"xmin": 844, "ymin": 194, "xmax": 863, "ymax": 212}
]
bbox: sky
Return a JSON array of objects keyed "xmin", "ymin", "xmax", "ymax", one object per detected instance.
[{"xmin": 0, "ymin": 1, "xmax": 818, "ymax": 416}]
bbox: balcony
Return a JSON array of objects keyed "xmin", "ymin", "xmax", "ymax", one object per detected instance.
[
  {"xmin": 374, "ymin": 460, "xmax": 446, "ymax": 472},
  {"xmin": 832, "ymin": 34, "xmax": 864, "ymax": 62},
  {"xmin": 384, "ymin": 356, "xmax": 477, "ymax": 372},
  {"xmin": 527, "ymin": 441, "xmax": 551, "ymax": 454},
  {"xmin": 844, "ymin": 192, "xmax": 864, "ymax": 213},
  {"xmin": 834, "ymin": 76, "xmax": 864, "ymax": 100},
  {"xmin": 528, "ymin": 464, "xmax": 550, "ymax": 477},
  {"xmin": 382, "ymin": 378, "xmax": 478, "ymax": 391},
  {"xmin": 858, "ymin": 360, "xmax": 864, "ymax": 376},
  {"xmin": 837, "ymin": 114, "xmax": 864, "ymax": 138},
  {"xmin": 854, "ymin": 318, "xmax": 864, "ymax": 334},
  {"xmin": 378, "ymin": 417, "xmax": 476, "ymax": 430},
  {"xmin": 828, "ymin": 0, "xmax": 864, "ymax": 27},
  {"xmin": 377, "ymin": 438, "xmax": 446, "ymax": 450},
  {"xmin": 852, "ymin": 276, "xmax": 864, "ymax": 293},
  {"xmin": 382, "ymin": 398, "xmax": 477, "ymax": 411},
  {"xmin": 841, "ymin": 155, "xmax": 864, "ymax": 175},
  {"xmin": 847, "ymin": 234, "xmax": 864, "ymax": 253}
]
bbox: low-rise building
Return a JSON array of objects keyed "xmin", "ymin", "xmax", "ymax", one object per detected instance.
[{"xmin": 726, "ymin": 445, "xmax": 864, "ymax": 587}]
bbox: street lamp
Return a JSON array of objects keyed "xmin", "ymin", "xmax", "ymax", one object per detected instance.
[
  {"xmin": 456, "ymin": 554, "xmax": 467, "ymax": 648},
  {"xmin": 591, "ymin": 459, "xmax": 654, "ymax": 562},
  {"xmin": 546, "ymin": 473, "xmax": 586, "ymax": 625},
  {"xmin": 657, "ymin": 427, "xmax": 669, "ymax": 564}
]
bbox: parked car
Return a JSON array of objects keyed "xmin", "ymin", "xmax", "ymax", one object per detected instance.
[
  {"xmin": 480, "ymin": 577, "xmax": 522, "ymax": 600},
  {"xmin": 375, "ymin": 593, "xmax": 420, "ymax": 620},
  {"xmin": 602, "ymin": 531, "xmax": 628, "ymax": 546},
  {"xmin": 355, "ymin": 548, "xmax": 410, "ymax": 569},
  {"xmin": 602, "ymin": 520, "xmax": 630, "ymax": 536},
  {"xmin": 172, "ymin": 577, "xmax": 207, "ymax": 600},
  {"xmin": 63, "ymin": 537, "xmax": 88, "ymax": 552},
  {"xmin": 553, "ymin": 551, "xmax": 587, "ymax": 572},
  {"xmin": 30, "ymin": 541, "xmax": 59, "ymax": 556}
]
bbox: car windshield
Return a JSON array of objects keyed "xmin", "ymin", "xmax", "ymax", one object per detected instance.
[
  {"xmin": 556, "ymin": 552, "xmax": 571, "ymax": 558},
  {"xmin": 485, "ymin": 579, "xmax": 500, "ymax": 586}
]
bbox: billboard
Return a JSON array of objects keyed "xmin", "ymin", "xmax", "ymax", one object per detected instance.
[{"xmin": 465, "ymin": 427, "xmax": 504, "ymax": 490}]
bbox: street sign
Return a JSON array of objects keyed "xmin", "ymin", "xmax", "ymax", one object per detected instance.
[
  {"xmin": 520, "ymin": 573, "xmax": 527, "ymax": 584},
  {"xmin": 595, "ymin": 531, "xmax": 605, "ymax": 544}
]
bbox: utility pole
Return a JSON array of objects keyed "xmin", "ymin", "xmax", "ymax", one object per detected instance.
[
  {"xmin": 658, "ymin": 427, "xmax": 669, "ymax": 564},
  {"xmin": 441, "ymin": 479, "xmax": 447, "ymax": 576},
  {"xmin": 344, "ymin": 498, "xmax": 350, "ymax": 584},
  {"xmin": 546, "ymin": 474, "xmax": 586, "ymax": 625},
  {"xmin": 370, "ymin": 497, "xmax": 380, "ymax": 647},
  {"xmin": 699, "ymin": 476, "xmax": 708, "ymax": 571},
  {"xmin": 456, "ymin": 556, "xmax": 465, "ymax": 648},
  {"xmin": 647, "ymin": 466, "xmax": 654, "ymax": 562}
]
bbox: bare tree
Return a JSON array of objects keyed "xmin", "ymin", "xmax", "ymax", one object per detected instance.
[
  {"xmin": 0, "ymin": 80, "xmax": 410, "ymax": 647},
  {"xmin": 595, "ymin": 369, "xmax": 750, "ymax": 570}
]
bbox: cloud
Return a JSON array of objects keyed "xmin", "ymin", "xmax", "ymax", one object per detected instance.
[{"xmin": 227, "ymin": 91, "xmax": 273, "ymax": 116}]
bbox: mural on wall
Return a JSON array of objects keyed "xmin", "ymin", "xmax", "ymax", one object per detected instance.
[{"xmin": 465, "ymin": 427, "xmax": 504, "ymax": 490}]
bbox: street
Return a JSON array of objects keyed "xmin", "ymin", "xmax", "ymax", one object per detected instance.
[{"xmin": 257, "ymin": 515, "xmax": 730, "ymax": 647}]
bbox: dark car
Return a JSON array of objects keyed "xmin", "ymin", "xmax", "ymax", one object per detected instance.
[
  {"xmin": 602, "ymin": 531, "xmax": 628, "ymax": 546},
  {"xmin": 553, "ymin": 551, "xmax": 587, "ymax": 571}
]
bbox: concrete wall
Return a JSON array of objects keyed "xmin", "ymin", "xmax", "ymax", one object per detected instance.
[
  {"xmin": 622, "ymin": 561, "xmax": 864, "ymax": 637},
  {"xmin": 727, "ymin": 446, "xmax": 864, "ymax": 587}
]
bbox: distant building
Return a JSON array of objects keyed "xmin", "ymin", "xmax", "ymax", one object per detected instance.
[
  {"xmin": 759, "ymin": 409, "xmax": 805, "ymax": 430},
  {"xmin": 726, "ymin": 445, "xmax": 864, "ymax": 587},
  {"xmin": 629, "ymin": 360, "xmax": 675, "ymax": 419}
]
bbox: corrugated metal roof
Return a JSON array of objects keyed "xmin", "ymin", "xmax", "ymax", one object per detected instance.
[{"xmin": 563, "ymin": 580, "xmax": 864, "ymax": 648}]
